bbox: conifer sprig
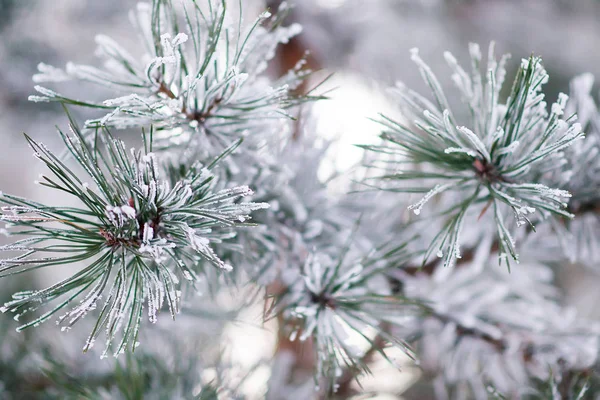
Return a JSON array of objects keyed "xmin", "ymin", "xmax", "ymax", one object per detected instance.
[
  {"xmin": 363, "ymin": 43, "xmax": 584, "ymax": 269},
  {"xmin": 30, "ymin": 0, "xmax": 316, "ymax": 161},
  {"xmin": 0, "ymin": 121, "xmax": 267, "ymax": 357},
  {"xmin": 273, "ymin": 238, "xmax": 425, "ymax": 393}
]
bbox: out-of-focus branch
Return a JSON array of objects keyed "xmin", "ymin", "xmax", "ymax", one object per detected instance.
[
  {"xmin": 266, "ymin": 0, "xmax": 322, "ymax": 140},
  {"xmin": 266, "ymin": 0, "xmax": 322, "ymax": 82},
  {"xmin": 262, "ymin": 0, "xmax": 326, "ymax": 392},
  {"xmin": 401, "ymin": 202, "xmax": 599, "ymax": 278},
  {"xmin": 334, "ymin": 322, "xmax": 391, "ymax": 398}
]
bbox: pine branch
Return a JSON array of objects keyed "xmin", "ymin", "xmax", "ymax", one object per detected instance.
[
  {"xmin": 395, "ymin": 244, "xmax": 600, "ymax": 398},
  {"xmin": 0, "ymin": 122, "xmax": 267, "ymax": 356},
  {"xmin": 363, "ymin": 43, "xmax": 583, "ymax": 270},
  {"xmin": 270, "ymin": 237, "xmax": 428, "ymax": 394},
  {"xmin": 29, "ymin": 0, "xmax": 318, "ymax": 167}
]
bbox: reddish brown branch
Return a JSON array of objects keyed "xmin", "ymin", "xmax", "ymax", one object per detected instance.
[
  {"xmin": 266, "ymin": 0, "xmax": 322, "ymax": 141},
  {"xmin": 335, "ymin": 322, "xmax": 391, "ymax": 397},
  {"xmin": 157, "ymin": 81, "xmax": 176, "ymax": 99}
]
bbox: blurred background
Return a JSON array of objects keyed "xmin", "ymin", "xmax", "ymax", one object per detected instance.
[{"xmin": 1, "ymin": 0, "xmax": 600, "ymax": 398}]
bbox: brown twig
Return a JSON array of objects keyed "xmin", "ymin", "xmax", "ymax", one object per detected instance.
[
  {"xmin": 266, "ymin": 280, "xmax": 317, "ymax": 390},
  {"xmin": 157, "ymin": 81, "xmax": 176, "ymax": 100},
  {"xmin": 266, "ymin": 0, "xmax": 321, "ymax": 141},
  {"xmin": 263, "ymin": 0, "xmax": 329, "ymax": 393},
  {"xmin": 334, "ymin": 322, "xmax": 391, "ymax": 398}
]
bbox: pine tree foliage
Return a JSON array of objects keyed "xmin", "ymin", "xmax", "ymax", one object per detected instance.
[
  {"xmin": 237, "ymin": 132, "xmax": 355, "ymax": 283},
  {"xmin": 6, "ymin": 314, "xmax": 258, "ymax": 400},
  {"xmin": 395, "ymin": 238, "xmax": 598, "ymax": 399},
  {"xmin": 28, "ymin": 0, "xmax": 322, "ymax": 188},
  {"xmin": 0, "ymin": 121, "xmax": 267, "ymax": 356},
  {"xmin": 357, "ymin": 43, "xmax": 600, "ymax": 398},
  {"xmin": 363, "ymin": 43, "xmax": 583, "ymax": 269},
  {"xmin": 273, "ymin": 237, "xmax": 425, "ymax": 393},
  {"xmin": 30, "ymin": 0, "xmax": 309, "ymax": 138},
  {"xmin": 1, "ymin": 0, "xmax": 600, "ymax": 398},
  {"xmin": 42, "ymin": 342, "xmax": 254, "ymax": 400},
  {"xmin": 544, "ymin": 73, "xmax": 600, "ymax": 266},
  {"xmin": 26, "ymin": 0, "xmax": 334, "ymax": 285}
]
